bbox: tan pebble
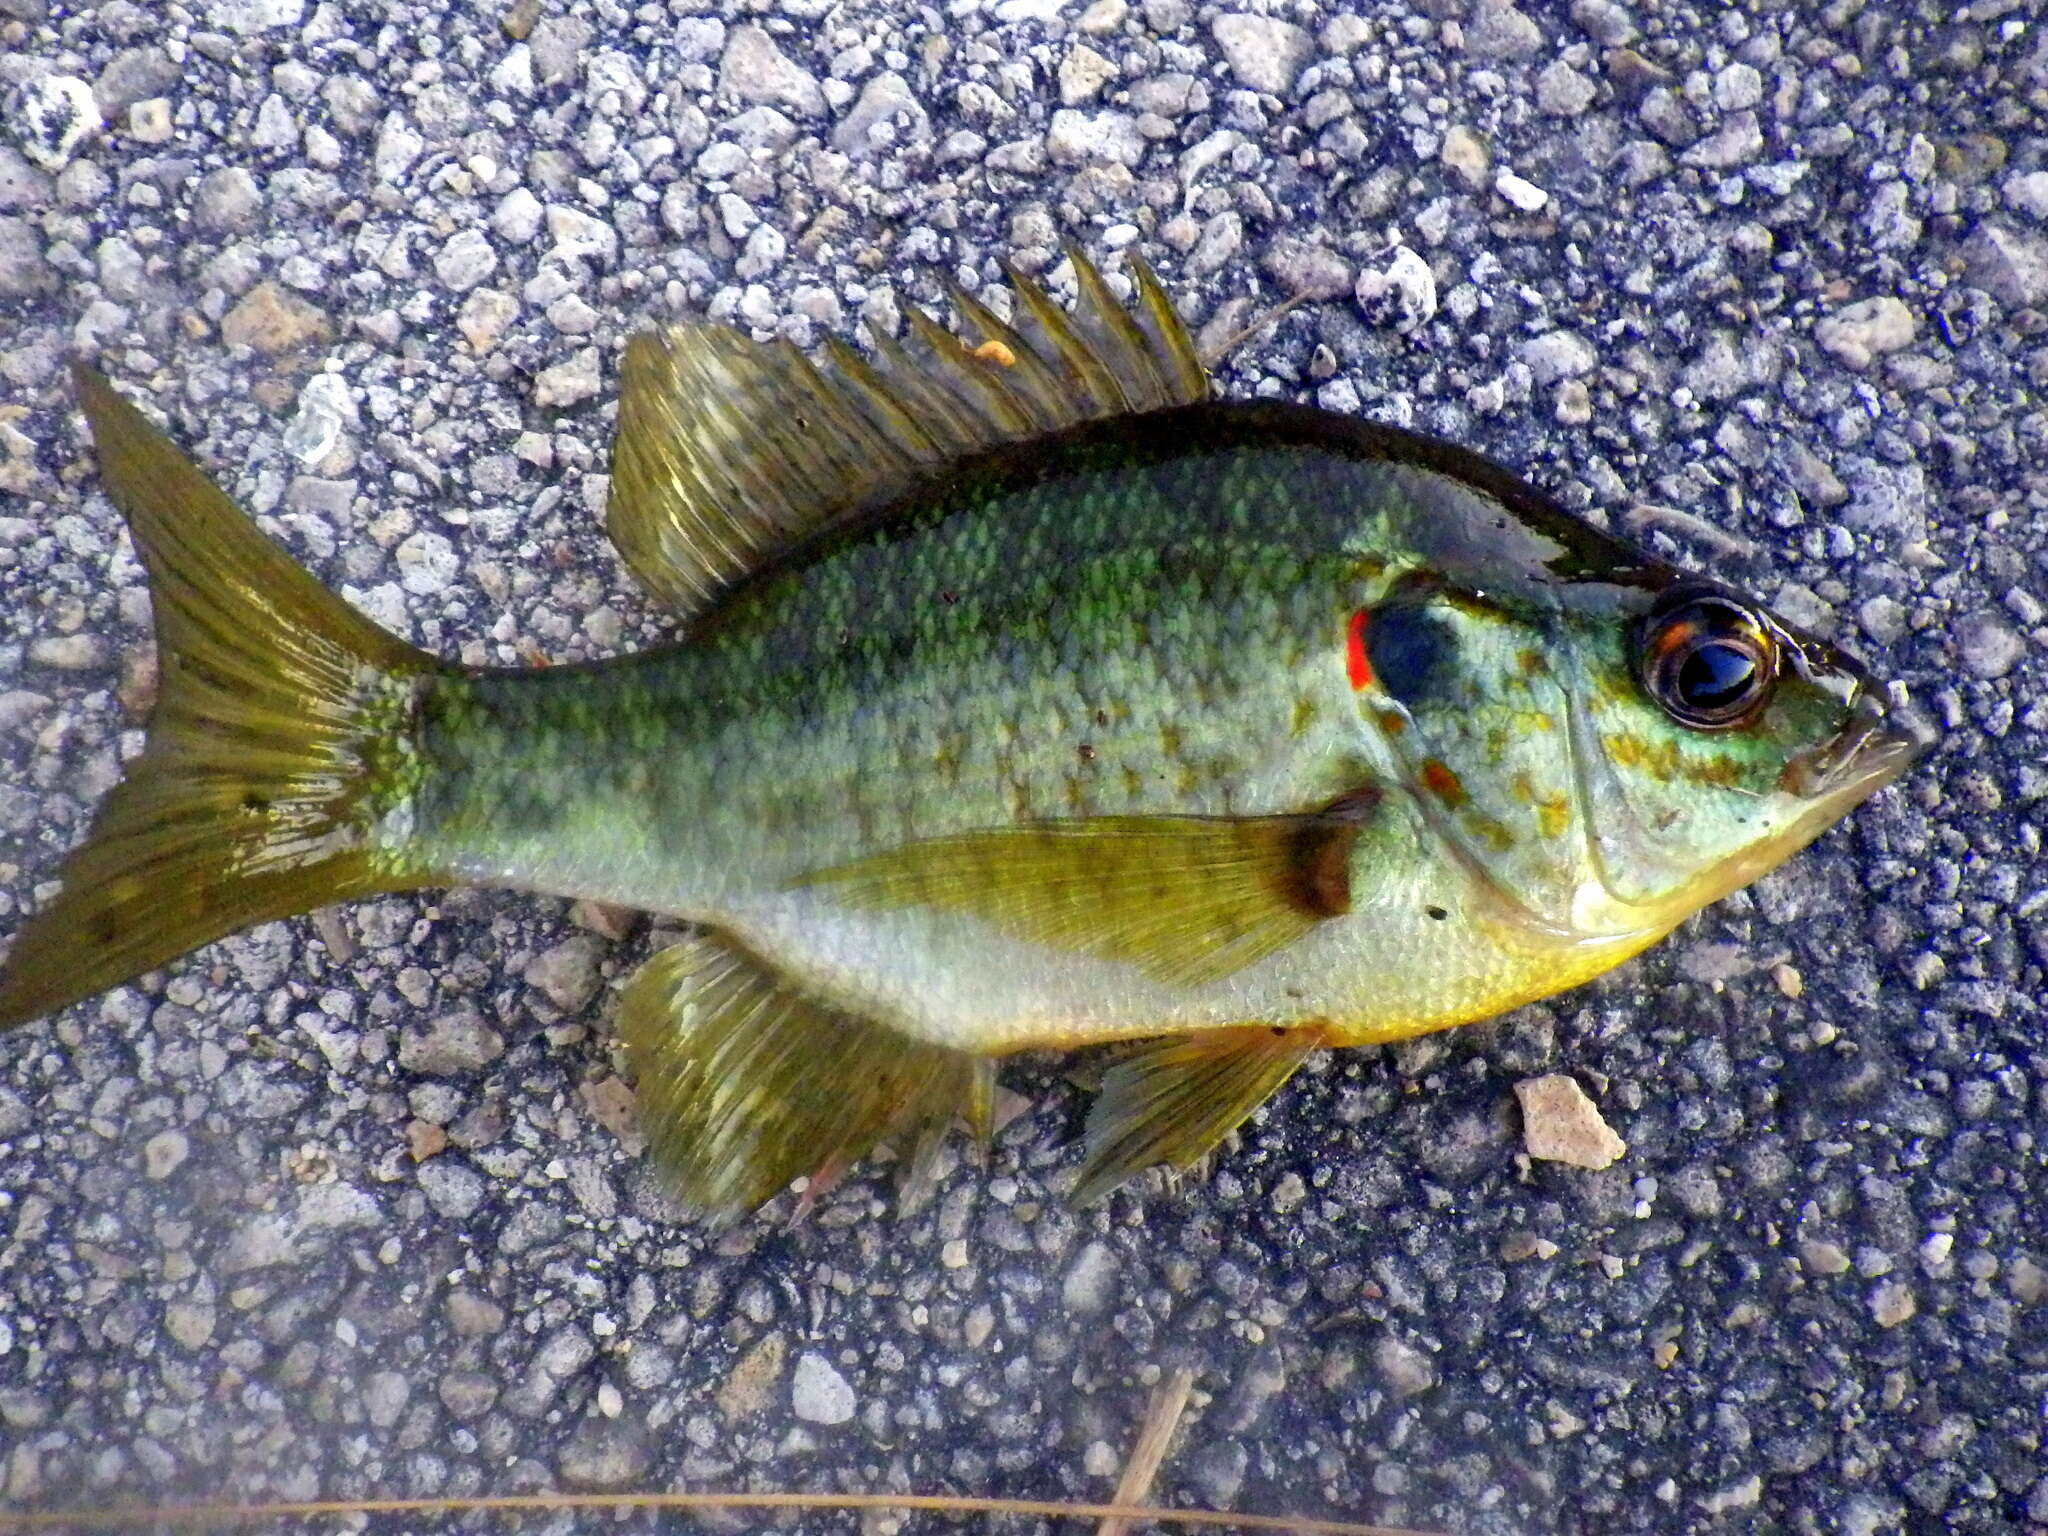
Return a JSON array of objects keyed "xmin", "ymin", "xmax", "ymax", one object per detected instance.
[
  {"xmin": 1514, "ymin": 1073, "xmax": 1627, "ymax": 1169},
  {"xmin": 579, "ymin": 1073, "xmax": 644, "ymax": 1152},
  {"xmin": 405, "ymin": 1119, "xmax": 448, "ymax": 1161},
  {"xmin": 717, "ymin": 1332, "xmax": 785, "ymax": 1423},
  {"xmin": 1440, "ymin": 124, "xmax": 1490, "ymax": 189},
  {"xmin": 1869, "ymin": 1279, "xmax": 1916, "ymax": 1328},
  {"xmin": 568, "ymin": 898, "xmax": 638, "ymax": 941},
  {"xmin": 457, "ymin": 288, "xmax": 519, "ymax": 355},
  {"xmin": 1499, "ymin": 1231, "xmax": 1558, "ymax": 1262},
  {"xmin": 1800, "ymin": 1239, "xmax": 1851, "ymax": 1275},
  {"xmin": 221, "ymin": 281, "xmax": 332, "ymax": 357}
]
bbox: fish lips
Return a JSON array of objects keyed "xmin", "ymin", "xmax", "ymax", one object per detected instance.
[{"xmin": 1778, "ymin": 685, "xmax": 1933, "ymax": 809}]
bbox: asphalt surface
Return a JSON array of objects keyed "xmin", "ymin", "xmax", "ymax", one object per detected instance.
[{"xmin": 1, "ymin": 0, "xmax": 2045, "ymax": 1532}]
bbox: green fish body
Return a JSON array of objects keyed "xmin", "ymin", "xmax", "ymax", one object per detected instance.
[{"xmin": 0, "ymin": 254, "xmax": 1925, "ymax": 1209}]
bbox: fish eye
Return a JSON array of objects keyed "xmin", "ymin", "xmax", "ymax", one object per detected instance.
[{"xmin": 1640, "ymin": 590, "xmax": 1778, "ymax": 730}]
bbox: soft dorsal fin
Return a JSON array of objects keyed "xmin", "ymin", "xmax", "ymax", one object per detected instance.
[{"xmin": 607, "ymin": 244, "xmax": 1209, "ymax": 617}]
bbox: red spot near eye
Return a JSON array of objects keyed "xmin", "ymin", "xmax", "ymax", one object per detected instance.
[
  {"xmin": 1346, "ymin": 609, "xmax": 1372, "ymax": 689},
  {"xmin": 1421, "ymin": 758, "xmax": 1469, "ymax": 808}
]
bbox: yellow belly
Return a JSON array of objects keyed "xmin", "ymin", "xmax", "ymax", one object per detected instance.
[{"xmin": 702, "ymin": 878, "xmax": 1674, "ymax": 1058}]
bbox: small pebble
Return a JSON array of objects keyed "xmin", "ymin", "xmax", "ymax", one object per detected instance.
[
  {"xmin": 1209, "ymin": 14, "xmax": 1313, "ymax": 96},
  {"xmin": 1494, "ymin": 171, "xmax": 1550, "ymax": 212},
  {"xmin": 15, "ymin": 75, "xmax": 99, "ymax": 172},
  {"xmin": 1515, "ymin": 1075, "xmax": 1627, "ymax": 1169},
  {"xmin": 1061, "ymin": 1241, "xmax": 1120, "ymax": 1313},
  {"xmin": 1869, "ymin": 1280, "xmax": 1917, "ymax": 1329},
  {"xmin": 791, "ymin": 1352, "xmax": 856, "ymax": 1425},
  {"xmin": 397, "ymin": 1011, "xmax": 505, "ymax": 1076},
  {"xmin": 1814, "ymin": 296, "xmax": 1916, "ymax": 369}
]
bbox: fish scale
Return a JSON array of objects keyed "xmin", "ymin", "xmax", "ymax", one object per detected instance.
[
  {"xmin": 409, "ymin": 435, "xmax": 1356, "ymax": 913},
  {"xmin": 0, "ymin": 252, "xmax": 1924, "ymax": 1210}
]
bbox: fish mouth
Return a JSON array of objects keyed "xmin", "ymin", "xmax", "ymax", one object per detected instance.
[
  {"xmin": 1778, "ymin": 684, "xmax": 1933, "ymax": 808},
  {"xmin": 1550, "ymin": 662, "xmax": 1933, "ymax": 942},
  {"xmin": 1686, "ymin": 680, "xmax": 1934, "ymax": 911}
]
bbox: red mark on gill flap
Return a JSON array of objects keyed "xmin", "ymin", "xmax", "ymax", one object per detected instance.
[{"xmin": 1346, "ymin": 609, "xmax": 1372, "ymax": 690}]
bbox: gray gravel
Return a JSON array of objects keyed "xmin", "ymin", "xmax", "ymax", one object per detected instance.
[{"xmin": 2, "ymin": 1, "xmax": 2046, "ymax": 1533}]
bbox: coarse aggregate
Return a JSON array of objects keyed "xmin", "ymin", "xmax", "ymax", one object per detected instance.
[{"xmin": 0, "ymin": 0, "xmax": 2045, "ymax": 1532}]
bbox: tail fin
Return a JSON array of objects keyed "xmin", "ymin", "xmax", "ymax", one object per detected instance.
[{"xmin": 0, "ymin": 366, "xmax": 448, "ymax": 1030}]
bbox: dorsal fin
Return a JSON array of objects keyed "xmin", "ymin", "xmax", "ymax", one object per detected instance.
[{"xmin": 606, "ymin": 244, "xmax": 1210, "ymax": 617}]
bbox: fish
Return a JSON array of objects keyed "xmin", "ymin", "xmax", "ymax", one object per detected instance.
[{"xmin": 0, "ymin": 250, "xmax": 1927, "ymax": 1211}]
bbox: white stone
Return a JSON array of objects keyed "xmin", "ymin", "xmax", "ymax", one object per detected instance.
[
  {"xmin": 2003, "ymin": 170, "xmax": 2048, "ymax": 223},
  {"xmin": 1494, "ymin": 170, "xmax": 1549, "ymax": 212},
  {"xmin": 434, "ymin": 228, "xmax": 498, "ymax": 292},
  {"xmin": 1059, "ymin": 44, "xmax": 1118, "ymax": 106},
  {"xmin": 127, "ymin": 98, "xmax": 173, "ymax": 144},
  {"xmin": 719, "ymin": 26, "xmax": 826, "ymax": 118},
  {"xmin": 791, "ymin": 1352, "xmax": 855, "ymax": 1425},
  {"xmin": 547, "ymin": 204, "xmax": 618, "ymax": 264},
  {"xmin": 492, "ymin": 186, "xmax": 544, "ymax": 245},
  {"xmin": 1061, "ymin": 1240, "xmax": 1120, "ymax": 1313},
  {"xmin": 284, "ymin": 373, "xmax": 356, "ymax": 465},
  {"xmin": 534, "ymin": 347, "xmax": 602, "ymax": 407},
  {"xmin": 373, "ymin": 113, "xmax": 423, "ymax": 182},
  {"xmin": 16, "ymin": 76, "xmax": 99, "ymax": 172},
  {"xmin": 396, "ymin": 530, "xmax": 459, "ymax": 596},
  {"xmin": 1046, "ymin": 109, "xmax": 1145, "ymax": 169},
  {"xmin": 1356, "ymin": 245, "xmax": 1437, "ymax": 333},
  {"xmin": 1210, "ymin": 14, "xmax": 1312, "ymax": 95},
  {"xmin": 1519, "ymin": 329, "xmax": 1597, "ymax": 384},
  {"xmin": 830, "ymin": 73, "xmax": 927, "ymax": 157}
]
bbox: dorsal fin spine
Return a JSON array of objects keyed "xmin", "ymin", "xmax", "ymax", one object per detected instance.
[{"xmin": 605, "ymin": 246, "xmax": 1213, "ymax": 620}]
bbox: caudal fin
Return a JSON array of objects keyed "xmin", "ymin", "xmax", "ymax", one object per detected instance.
[{"xmin": 0, "ymin": 366, "xmax": 448, "ymax": 1030}]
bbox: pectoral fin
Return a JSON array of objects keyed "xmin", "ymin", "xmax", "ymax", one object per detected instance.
[
  {"xmin": 1073, "ymin": 1026, "xmax": 1324, "ymax": 1204},
  {"xmin": 795, "ymin": 792, "xmax": 1381, "ymax": 989},
  {"xmin": 617, "ymin": 931, "xmax": 990, "ymax": 1213}
]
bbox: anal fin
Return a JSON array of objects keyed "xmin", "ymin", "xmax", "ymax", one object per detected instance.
[
  {"xmin": 1073, "ymin": 1026, "xmax": 1323, "ymax": 1205},
  {"xmin": 617, "ymin": 931, "xmax": 983, "ymax": 1213}
]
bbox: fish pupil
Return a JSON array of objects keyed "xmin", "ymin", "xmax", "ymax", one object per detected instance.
[{"xmin": 1677, "ymin": 640, "xmax": 1755, "ymax": 710}]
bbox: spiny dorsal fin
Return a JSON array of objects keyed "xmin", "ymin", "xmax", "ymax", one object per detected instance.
[
  {"xmin": 616, "ymin": 929, "xmax": 986, "ymax": 1214},
  {"xmin": 607, "ymin": 244, "xmax": 1209, "ymax": 617},
  {"xmin": 1073, "ymin": 1026, "xmax": 1323, "ymax": 1204},
  {"xmin": 793, "ymin": 792, "xmax": 1383, "ymax": 991}
]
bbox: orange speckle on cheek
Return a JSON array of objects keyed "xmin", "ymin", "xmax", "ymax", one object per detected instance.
[{"xmin": 1421, "ymin": 758, "xmax": 1468, "ymax": 808}]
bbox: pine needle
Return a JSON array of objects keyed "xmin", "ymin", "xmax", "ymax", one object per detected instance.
[
  {"xmin": 0, "ymin": 1489, "xmax": 1438, "ymax": 1535},
  {"xmin": 1199, "ymin": 290, "xmax": 1318, "ymax": 368},
  {"xmin": 1099, "ymin": 1366, "xmax": 1199, "ymax": 1536}
]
